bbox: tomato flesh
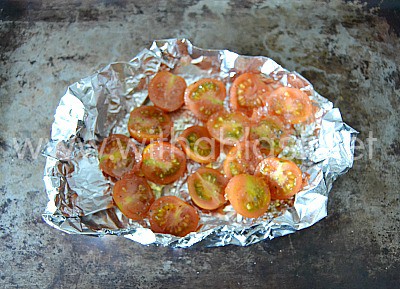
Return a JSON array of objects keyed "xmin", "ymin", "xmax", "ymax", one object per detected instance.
[
  {"xmin": 148, "ymin": 71, "xmax": 187, "ymax": 112},
  {"xmin": 226, "ymin": 174, "xmax": 271, "ymax": 218},
  {"xmin": 149, "ymin": 196, "xmax": 199, "ymax": 237},
  {"xmin": 206, "ymin": 111, "xmax": 250, "ymax": 146},
  {"xmin": 265, "ymin": 87, "xmax": 312, "ymax": 124},
  {"xmin": 98, "ymin": 134, "xmax": 141, "ymax": 179},
  {"xmin": 184, "ymin": 78, "xmax": 226, "ymax": 121},
  {"xmin": 255, "ymin": 157, "xmax": 303, "ymax": 200},
  {"xmin": 188, "ymin": 167, "xmax": 227, "ymax": 210},
  {"xmin": 141, "ymin": 142, "xmax": 187, "ymax": 185},
  {"xmin": 178, "ymin": 126, "xmax": 220, "ymax": 163},
  {"xmin": 223, "ymin": 141, "xmax": 263, "ymax": 179},
  {"xmin": 113, "ymin": 176, "xmax": 155, "ymax": 220},
  {"xmin": 128, "ymin": 106, "xmax": 172, "ymax": 144}
]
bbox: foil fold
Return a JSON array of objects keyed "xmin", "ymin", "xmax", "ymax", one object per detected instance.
[{"xmin": 42, "ymin": 38, "xmax": 357, "ymax": 247}]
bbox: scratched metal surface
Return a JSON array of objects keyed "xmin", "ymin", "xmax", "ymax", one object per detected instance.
[{"xmin": 0, "ymin": 0, "xmax": 399, "ymax": 288}]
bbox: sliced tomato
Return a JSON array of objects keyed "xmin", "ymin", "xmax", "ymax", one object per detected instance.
[
  {"xmin": 223, "ymin": 141, "xmax": 263, "ymax": 179},
  {"xmin": 128, "ymin": 106, "xmax": 172, "ymax": 144},
  {"xmin": 187, "ymin": 167, "xmax": 228, "ymax": 210},
  {"xmin": 149, "ymin": 196, "xmax": 199, "ymax": 237},
  {"xmin": 265, "ymin": 87, "xmax": 312, "ymax": 124},
  {"xmin": 206, "ymin": 111, "xmax": 250, "ymax": 146},
  {"xmin": 184, "ymin": 78, "xmax": 226, "ymax": 121},
  {"xmin": 98, "ymin": 134, "xmax": 141, "ymax": 179},
  {"xmin": 226, "ymin": 174, "xmax": 271, "ymax": 218},
  {"xmin": 249, "ymin": 114, "xmax": 287, "ymax": 156},
  {"xmin": 148, "ymin": 71, "xmax": 187, "ymax": 112},
  {"xmin": 255, "ymin": 157, "xmax": 303, "ymax": 200},
  {"xmin": 230, "ymin": 72, "xmax": 271, "ymax": 116},
  {"xmin": 141, "ymin": 142, "xmax": 186, "ymax": 185},
  {"xmin": 113, "ymin": 176, "xmax": 155, "ymax": 220},
  {"xmin": 178, "ymin": 126, "xmax": 220, "ymax": 163}
]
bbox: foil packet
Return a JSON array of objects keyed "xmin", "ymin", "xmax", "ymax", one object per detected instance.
[{"xmin": 42, "ymin": 39, "xmax": 357, "ymax": 247}]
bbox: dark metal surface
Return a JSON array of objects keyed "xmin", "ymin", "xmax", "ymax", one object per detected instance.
[{"xmin": 0, "ymin": 1, "xmax": 399, "ymax": 288}]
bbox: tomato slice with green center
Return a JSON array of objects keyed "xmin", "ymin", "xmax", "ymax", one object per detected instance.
[
  {"xmin": 178, "ymin": 126, "xmax": 220, "ymax": 164},
  {"xmin": 113, "ymin": 176, "xmax": 155, "ymax": 220},
  {"xmin": 226, "ymin": 174, "xmax": 271, "ymax": 218},
  {"xmin": 128, "ymin": 106, "xmax": 172, "ymax": 144},
  {"xmin": 98, "ymin": 134, "xmax": 141, "ymax": 179},
  {"xmin": 184, "ymin": 78, "xmax": 226, "ymax": 121},
  {"xmin": 149, "ymin": 196, "xmax": 199, "ymax": 237},
  {"xmin": 230, "ymin": 72, "xmax": 272, "ymax": 116},
  {"xmin": 255, "ymin": 157, "xmax": 303, "ymax": 200},
  {"xmin": 141, "ymin": 142, "xmax": 186, "ymax": 185},
  {"xmin": 250, "ymin": 115, "xmax": 287, "ymax": 156},
  {"xmin": 187, "ymin": 167, "xmax": 228, "ymax": 210},
  {"xmin": 206, "ymin": 111, "xmax": 250, "ymax": 146},
  {"xmin": 223, "ymin": 141, "xmax": 263, "ymax": 179},
  {"xmin": 265, "ymin": 87, "xmax": 312, "ymax": 124},
  {"xmin": 148, "ymin": 71, "xmax": 187, "ymax": 112}
]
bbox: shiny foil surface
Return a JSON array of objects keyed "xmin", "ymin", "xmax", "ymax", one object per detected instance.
[{"xmin": 42, "ymin": 39, "xmax": 357, "ymax": 247}]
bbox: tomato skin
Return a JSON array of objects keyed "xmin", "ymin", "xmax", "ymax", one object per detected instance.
[
  {"xmin": 223, "ymin": 141, "xmax": 263, "ymax": 179},
  {"xmin": 98, "ymin": 134, "xmax": 141, "ymax": 179},
  {"xmin": 184, "ymin": 78, "xmax": 226, "ymax": 121},
  {"xmin": 206, "ymin": 111, "xmax": 250, "ymax": 146},
  {"xmin": 113, "ymin": 176, "xmax": 155, "ymax": 220},
  {"xmin": 265, "ymin": 87, "xmax": 312, "ymax": 124},
  {"xmin": 226, "ymin": 174, "xmax": 271, "ymax": 218},
  {"xmin": 149, "ymin": 196, "xmax": 199, "ymax": 237},
  {"xmin": 255, "ymin": 157, "xmax": 303, "ymax": 200},
  {"xmin": 178, "ymin": 126, "xmax": 220, "ymax": 164},
  {"xmin": 128, "ymin": 106, "xmax": 172, "ymax": 144},
  {"xmin": 187, "ymin": 167, "xmax": 228, "ymax": 210},
  {"xmin": 148, "ymin": 71, "xmax": 187, "ymax": 112},
  {"xmin": 141, "ymin": 142, "xmax": 187, "ymax": 185}
]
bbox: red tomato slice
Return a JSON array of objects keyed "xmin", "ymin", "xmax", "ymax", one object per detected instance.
[
  {"xmin": 223, "ymin": 141, "xmax": 263, "ymax": 179},
  {"xmin": 226, "ymin": 174, "xmax": 271, "ymax": 218},
  {"xmin": 178, "ymin": 126, "xmax": 220, "ymax": 164},
  {"xmin": 265, "ymin": 87, "xmax": 312, "ymax": 124},
  {"xmin": 249, "ymin": 114, "xmax": 287, "ymax": 156},
  {"xmin": 230, "ymin": 72, "xmax": 271, "ymax": 116},
  {"xmin": 128, "ymin": 106, "xmax": 172, "ymax": 144},
  {"xmin": 98, "ymin": 134, "xmax": 141, "ymax": 179},
  {"xmin": 255, "ymin": 157, "xmax": 303, "ymax": 200},
  {"xmin": 149, "ymin": 196, "xmax": 199, "ymax": 237},
  {"xmin": 141, "ymin": 142, "xmax": 187, "ymax": 185},
  {"xmin": 206, "ymin": 111, "xmax": 250, "ymax": 146},
  {"xmin": 187, "ymin": 167, "xmax": 228, "ymax": 210},
  {"xmin": 184, "ymin": 78, "xmax": 226, "ymax": 121},
  {"xmin": 148, "ymin": 71, "xmax": 187, "ymax": 112},
  {"xmin": 113, "ymin": 176, "xmax": 155, "ymax": 220}
]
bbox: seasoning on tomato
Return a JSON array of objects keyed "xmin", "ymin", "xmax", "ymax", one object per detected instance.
[
  {"xmin": 230, "ymin": 72, "xmax": 271, "ymax": 116},
  {"xmin": 98, "ymin": 134, "xmax": 141, "ymax": 179},
  {"xmin": 226, "ymin": 174, "xmax": 271, "ymax": 218},
  {"xmin": 255, "ymin": 157, "xmax": 303, "ymax": 200},
  {"xmin": 128, "ymin": 106, "xmax": 172, "ymax": 144},
  {"xmin": 113, "ymin": 176, "xmax": 155, "ymax": 220},
  {"xmin": 265, "ymin": 87, "xmax": 312, "ymax": 124},
  {"xmin": 149, "ymin": 196, "xmax": 199, "ymax": 237},
  {"xmin": 206, "ymin": 111, "xmax": 250, "ymax": 146},
  {"xmin": 223, "ymin": 141, "xmax": 263, "ymax": 179},
  {"xmin": 141, "ymin": 142, "xmax": 186, "ymax": 185},
  {"xmin": 249, "ymin": 114, "xmax": 286, "ymax": 156},
  {"xmin": 184, "ymin": 78, "xmax": 226, "ymax": 121},
  {"xmin": 187, "ymin": 167, "xmax": 228, "ymax": 210},
  {"xmin": 148, "ymin": 71, "xmax": 187, "ymax": 112},
  {"xmin": 178, "ymin": 126, "xmax": 220, "ymax": 164}
]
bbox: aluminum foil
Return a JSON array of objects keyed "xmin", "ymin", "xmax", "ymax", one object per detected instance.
[{"xmin": 42, "ymin": 39, "xmax": 357, "ymax": 247}]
